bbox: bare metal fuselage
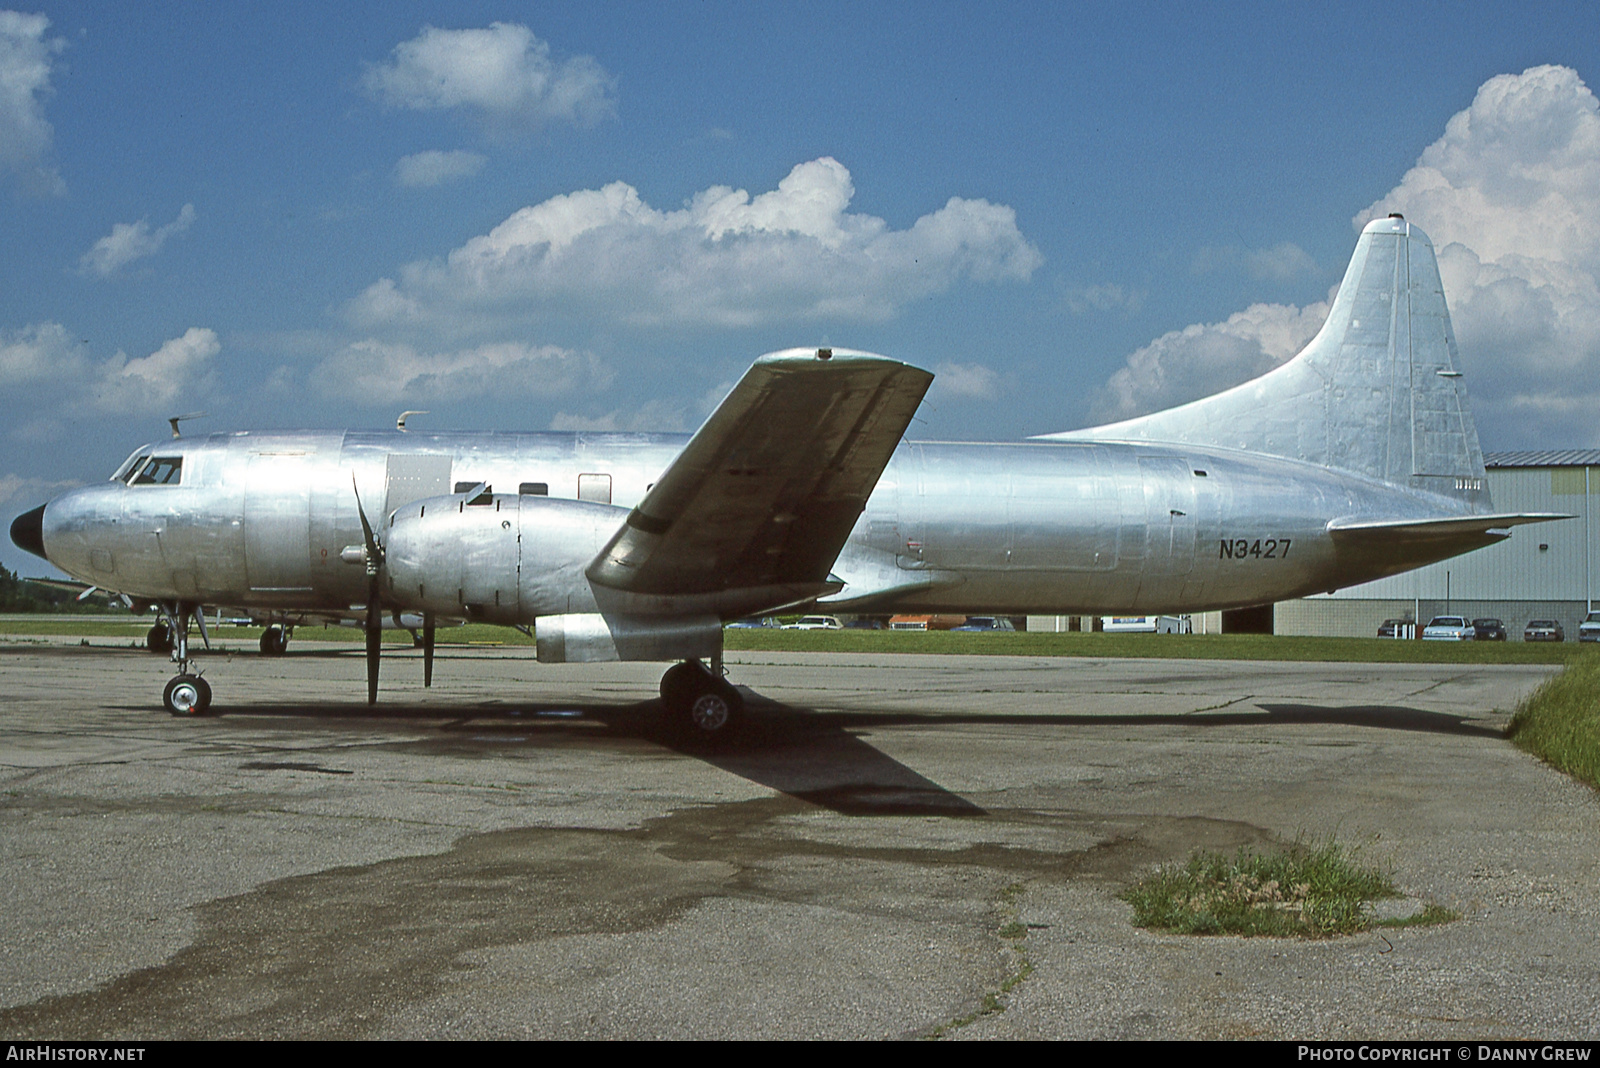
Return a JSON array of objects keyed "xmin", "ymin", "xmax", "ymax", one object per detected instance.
[{"xmin": 39, "ymin": 427, "xmax": 1474, "ymax": 623}]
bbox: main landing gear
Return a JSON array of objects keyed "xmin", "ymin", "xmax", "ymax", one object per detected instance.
[
  {"xmin": 155, "ymin": 602, "xmax": 213, "ymax": 717},
  {"xmin": 258, "ymin": 625, "xmax": 290, "ymax": 656},
  {"xmin": 659, "ymin": 656, "xmax": 743, "ymax": 743}
]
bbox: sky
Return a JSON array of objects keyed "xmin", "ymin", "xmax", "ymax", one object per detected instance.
[{"xmin": 4, "ymin": 1, "xmax": 1600, "ymax": 575}]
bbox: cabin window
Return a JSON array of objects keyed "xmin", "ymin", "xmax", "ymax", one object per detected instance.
[
  {"xmin": 519, "ymin": 482, "xmax": 548, "ymax": 496},
  {"xmin": 129, "ymin": 456, "xmax": 182, "ymax": 486},
  {"xmin": 577, "ymin": 473, "xmax": 612, "ymax": 504},
  {"xmin": 112, "ymin": 448, "xmax": 150, "ymax": 483}
]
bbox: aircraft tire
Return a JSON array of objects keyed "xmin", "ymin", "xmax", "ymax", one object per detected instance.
[
  {"xmin": 668, "ymin": 676, "xmax": 742, "ymax": 745},
  {"xmin": 659, "ymin": 660, "xmax": 709, "ymax": 706},
  {"xmin": 259, "ymin": 627, "xmax": 288, "ymax": 656},
  {"xmin": 163, "ymin": 674, "xmax": 212, "ymax": 717},
  {"xmin": 146, "ymin": 622, "xmax": 173, "ymax": 654}
]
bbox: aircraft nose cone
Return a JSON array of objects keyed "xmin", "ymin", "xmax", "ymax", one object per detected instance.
[{"xmin": 10, "ymin": 504, "xmax": 47, "ymax": 560}]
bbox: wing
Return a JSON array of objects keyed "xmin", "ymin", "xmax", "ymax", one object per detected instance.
[{"xmin": 587, "ymin": 348, "xmax": 933, "ymax": 597}]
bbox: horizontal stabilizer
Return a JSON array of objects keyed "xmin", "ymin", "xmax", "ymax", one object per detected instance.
[
  {"xmin": 587, "ymin": 348, "xmax": 933, "ymax": 597},
  {"xmin": 1326, "ymin": 512, "xmax": 1572, "ymax": 583},
  {"xmin": 1328, "ymin": 513, "xmax": 1572, "ymax": 537}
]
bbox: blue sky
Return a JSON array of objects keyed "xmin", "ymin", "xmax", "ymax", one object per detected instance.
[{"xmin": 4, "ymin": 2, "xmax": 1600, "ymax": 574}]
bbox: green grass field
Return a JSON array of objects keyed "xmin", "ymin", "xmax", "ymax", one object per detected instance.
[
  {"xmin": 3, "ymin": 616, "xmax": 1592, "ymax": 663},
  {"xmin": 1508, "ymin": 654, "xmax": 1600, "ymax": 791}
]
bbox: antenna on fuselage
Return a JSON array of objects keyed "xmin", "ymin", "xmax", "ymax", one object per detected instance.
[
  {"xmin": 397, "ymin": 410, "xmax": 429, "ymax": 432},
  {"xmin": 166, "ymin": 412, "xmax": 207, "ymax": 439}
]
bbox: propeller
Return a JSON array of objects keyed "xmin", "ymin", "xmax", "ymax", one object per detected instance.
[{"xmin": 353, "ymin": 476, "xmax": 384, "ymax": 705}]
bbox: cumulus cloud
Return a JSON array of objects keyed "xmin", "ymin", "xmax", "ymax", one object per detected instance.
[
  {"xmin": 1091, "ymin": 65, "xmax": 1600, "ymax": 447},
  {"xmin": 88, "ymin": 327, "xmax": 220, "ymax": 413},
  {"xmin": 308, "ymin": 339, "xmax": 609, "ymax": 407},
  {"xmin": 1356, "ymin": 64, "xmax": 1600, "ymax": 448},
  {"xmin": 395, "ymin": 149, "xmax": 486, "ymax": 187},
  {"xmin": 932, "ymin": 361, "xmax": 1002, "ymax": 401},
  {"xmin": 78, "ymin": 204, "xmax": 196, "ymax": 278},
  {"xmin": 363, "ymin": 22, "xmax": 615, "ymax": 133},
  {"xmin": 1, "ymin": 323, "xmax": 220, "ymax": 424},
  {"xmin": 1090, "ymin": 299, "xmax": 1331, "ymax": 423},
  {"xmin": 0, "ymin": 320, "xmax": 76, "ymax": 386},
  {"xmin": 347, "ymin": 157, "xmax": 1043, "ymax": 336},
  {"xmin": 0, "ymin": 10, "xmax": 64, "ymax": 195}
]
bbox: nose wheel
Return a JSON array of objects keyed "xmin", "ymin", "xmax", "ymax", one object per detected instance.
[{"xmin": 163, "ymin": 673, "xmax": 212, "ymax": 716}]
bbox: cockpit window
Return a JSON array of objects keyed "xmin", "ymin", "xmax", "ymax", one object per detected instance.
[
  {"xmin": 129, "ymin": 456, "xmax": 183, "ymax": 485},
  {"xmin": 112, "ymin": 448, "xmax": 152, "ymax": 483}
]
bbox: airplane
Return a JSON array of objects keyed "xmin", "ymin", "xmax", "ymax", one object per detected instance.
[{"xmin": 9, "ymin": 214, "xmax": 1568, "ymax": 739}]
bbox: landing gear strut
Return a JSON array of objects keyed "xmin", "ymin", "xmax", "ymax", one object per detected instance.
[
  {"xmin": 158, "ymin": 602, "xmax": 213, "ymax": 717},
  {"xmin": 659, "ymin": 654, "xmax": 743, "ymax": 743}
]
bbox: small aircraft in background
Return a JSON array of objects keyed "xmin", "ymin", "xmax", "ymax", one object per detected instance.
[{"xmin": 10, "ymin": 214, "xmax": 1566, "ymax": 739}]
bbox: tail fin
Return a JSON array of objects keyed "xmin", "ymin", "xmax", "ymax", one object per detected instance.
[{"xmin": 1041, "ymin": 215, "xmax": 1488, "ymax": 507}]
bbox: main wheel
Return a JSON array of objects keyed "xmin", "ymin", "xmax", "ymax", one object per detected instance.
[
  {"xmin": 660, "ymin": 660, "xmax": 709, "ymax": 706},
  {"xmin": 146, "ymin": 621, "xmax": 173, "ymax": 654},
  {"xmin": 163, "ymin": 674, "xmax": 212, "ymax": 717},
  {"xmin": 665, "ymin": 672, "xmax": 743, "ymax": 744},
  {"xmin": 258, "ymin": 626, "xmax": 288, "ymax": 656}
]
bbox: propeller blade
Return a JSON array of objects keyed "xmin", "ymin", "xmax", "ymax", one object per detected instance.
[
  {"xmin": 353, "ymin": 475, "xmax": 384, "ymax": 705},
  {"xmin": 366, "ymin": 577, "xmax": 381, "ymax": 705},
  {"xmin": 423, "ymin": 612, "xmax": 435, "ymax": 688}
]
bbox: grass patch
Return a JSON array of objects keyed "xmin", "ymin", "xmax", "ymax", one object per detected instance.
[
  {"xmin": 1507, "ymin": 655, "xmax": 1600, "ymax": 791},
  {"xmin": 1375, "ymin": 903, "xmax": 1460, "ymax": 929},
  {"xmin": 2, "ymin": 615, "xmax": 1588, "ymax": 665},
  {"xmin": 1122, "ymin": 838, "xmax": 1413, "ymax": 938},
  {"xmin": 726, "ymin": 628, "xmax": 1581, "ymax": 664}
]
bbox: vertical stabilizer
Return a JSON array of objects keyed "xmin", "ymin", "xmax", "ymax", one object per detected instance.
[{"xmin": 1041, "ymin": 216, "xmax": 1488, "ymax": 507}]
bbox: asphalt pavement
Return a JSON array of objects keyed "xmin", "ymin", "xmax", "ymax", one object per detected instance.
[{"xmin": 0, "ymin": 636, "xmax": 1593, "ymax": 1039}]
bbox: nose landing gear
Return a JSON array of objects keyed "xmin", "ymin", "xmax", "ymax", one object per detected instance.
[{"xmin": 157, "ymin": 603, "xmax": 213, "ymax": 716}]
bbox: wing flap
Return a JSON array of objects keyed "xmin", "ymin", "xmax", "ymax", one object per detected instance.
[{"xmin": 588, "ymin": 348, "xmax": 933, "ymax": 596}]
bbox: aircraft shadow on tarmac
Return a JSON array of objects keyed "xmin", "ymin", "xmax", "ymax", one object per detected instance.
[{"xmin": 210, "ymin": 688, "xmax": 987, "ymax": 819}]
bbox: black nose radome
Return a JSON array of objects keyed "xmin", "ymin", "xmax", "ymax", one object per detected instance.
[{"xmin": 10, "ymin": 504, "xmax": 47, "ymax": 560}]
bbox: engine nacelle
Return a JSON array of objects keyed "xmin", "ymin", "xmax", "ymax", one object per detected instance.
[
  {"xmin": 383, "ymin": 492, "xmax": 624, "ymax": 623},
  {"xmin": 534, "ymin": 612, "xmax": 723, "ymax": 663}
]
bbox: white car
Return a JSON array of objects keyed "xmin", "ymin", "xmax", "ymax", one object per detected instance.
[
  {"xmin": 783, "ymin": 615, "xmax": 843, "ymax": 630},
  {"xmin": 1578, "ymin": 612, "xmax": 1600, "ymax": 643},
  {"xmin": 1421, "ymin": 616, "xmax": 1475, "ymax": 641}
]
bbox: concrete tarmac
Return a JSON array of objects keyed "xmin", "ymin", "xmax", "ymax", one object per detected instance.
[{"xmin": 0, "ymin": 636, "xmax": 1594, "ymax": 1040}]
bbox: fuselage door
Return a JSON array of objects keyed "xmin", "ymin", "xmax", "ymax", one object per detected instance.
[
  {"xmin": 244, "ymin": 453, "xmax": 316, "ymax": 596},
  {"xmin": 1138, "ymin": 454, "xmax": 1197, "ymax": 584}
]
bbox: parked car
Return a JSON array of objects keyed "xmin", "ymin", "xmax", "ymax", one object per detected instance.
[
  {"xmin": 1471, "ymin": 618, "xmax": 1507, "ymax": 641},
  {"xmin": 1100, "ymin": 615, "xmax": 1192, "ymax": 633},
  {"xmin": 844, "ymin": 618, "xmax": 887, "ymax": 630},
  {"xmin": 783, "ymin": 615, "xmax": 842, "ymax": 630},
  {"xmin": 1578, "ymin": 611, "xmax": 1600, "ymax": 643},
  {"xmin": 726, "ymin": 616, "xmax": 779, "ymax": 629},
  {"xmin": 1421, "ymin": 616, "xmax": 1475, "ymax": 641},
  {"xmin": 1377, "ymin": 618, "xmax": 1411, "ymax": 638},
  {"xmin": 1524, "ymin": 619, "xmax": 1565, "ymax": 642},
  {"xmin": 950, "ymin": 616, "xmax": 1016, "ymax": 632}
]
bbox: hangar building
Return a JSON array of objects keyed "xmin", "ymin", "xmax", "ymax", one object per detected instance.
[{"xmin": 1276, "ymin": 451, "xmax": 1599, "ymax": 639}]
